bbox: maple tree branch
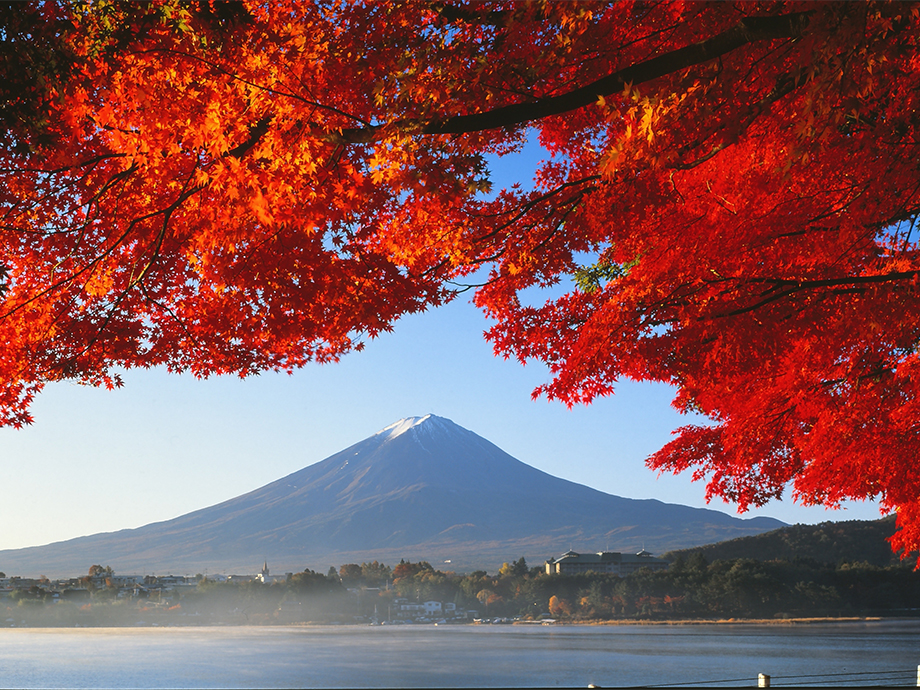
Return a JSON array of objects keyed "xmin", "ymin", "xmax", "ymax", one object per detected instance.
[
  {"xmin": 722, "ymin": 271, "xmax": 920, "ymax": 317},
  {"xmin": 0, "ymin": 152, "xmax": 128, "ymax": 177},
  {"xmin": 820, "ymin": 363, "xmax": 897, "ymax": 391},
  {"xmin": 0, "ymin": 162, "xmax": 206, "ymax": 325},
  {"xmin": 0, "ymin": 154, "xmax": 132, "ymax": 238},
  {"xmin": 900, "ymin": 215, "xmax": 920, "ymax": 253},
  {"xmin": 529, "ymin": 197, "xmax": 583, "ymax": 257},
  {"xmin": 226, "ymin": 115, "xmax": 272, "ymax": 159},
  {"xmin": 144, "ymin": 47, "xmax": 373, "ymax": 133},
  {"xmin": 433, "ymin": 177, "xmax": 599, "ymax": 290},
  {"xmin": 674, "ymin": 70, "xmax": 801, "ymax": 170},
  {"xmin": 139, "ymin": 281, "xmax": 201, "ymax": 351},
  {"xmin": 335, "ymin": 11, "xmax": 812, "ymax": 143},
  {"xmin": 471, "ymin": 180, "xmax": 600, "ymax": 265},
  {"xmin": 754, "ymin": 272, "xmax": 920, "ymax": 290},
  {"xmin": 431, "ymin": 3, "xmax": 515, "ymax": 27},
  {"xmin": 45, "ymin": 165, "xmax": 207, "ymax": 374},
  {"xmin": 471, "ymin": 175, "xmax": 600, "ymax": 228}
]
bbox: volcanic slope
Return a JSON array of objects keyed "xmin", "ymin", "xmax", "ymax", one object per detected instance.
[{"xmin": 0, "ymin": 415, "xmax": 784, "ymax": 575}]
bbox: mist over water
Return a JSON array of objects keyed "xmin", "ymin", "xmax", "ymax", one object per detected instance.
[{"xmin": 0, "ymin": 621, "xmax": 917, "ymax": 688}]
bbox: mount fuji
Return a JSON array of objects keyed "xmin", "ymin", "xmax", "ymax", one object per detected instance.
[{"xmin": 0, "ymin": 415, "xmax": 784, "ymax": 576}]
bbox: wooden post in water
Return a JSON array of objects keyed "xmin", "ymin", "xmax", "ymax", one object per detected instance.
[{"xmin": 758, "ymin": 673, "xmax": 770, "ymax": 688}]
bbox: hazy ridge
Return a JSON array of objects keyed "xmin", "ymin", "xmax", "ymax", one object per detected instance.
[{"xmin": 665, "ymin": 514, "xmax": 905, "ymax": 566}]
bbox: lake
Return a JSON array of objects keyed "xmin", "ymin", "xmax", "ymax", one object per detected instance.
[{"xmin": 0, "ymin": 620, "xmax": 918, "ymax": 688}]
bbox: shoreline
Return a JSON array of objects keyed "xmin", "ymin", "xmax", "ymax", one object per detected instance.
[
  {"xmin": 531, "ymin": 615, "xmax": 904, "ymax": 626},
  {"xmin": 2, "ymin": 616, "xmax": 919, "ymax": 630},
  {"xmin": 3, "ymin": 613, "xmax": 919, "ymax": 630}
]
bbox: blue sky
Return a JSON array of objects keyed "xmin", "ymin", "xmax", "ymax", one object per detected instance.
[{"xmin": 0, "ymin": 141, "xmax": 886, "ymax": 554}]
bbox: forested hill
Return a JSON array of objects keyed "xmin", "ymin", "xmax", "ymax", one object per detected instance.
[{"xmin": 665, "ymin": 516, "xmax": 911, "ymax": 567}]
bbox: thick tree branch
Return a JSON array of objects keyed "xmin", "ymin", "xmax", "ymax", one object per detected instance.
[
  {"xmin": 721, "ymin": 271, "xmax": 920, "ymax": 317},
  {"xmin": 226, "ymin": 115, "xmax": 272, "ymax": 159},
  {"xmin": 431, "ymin": 3, "xmax": 514, "ymax": 27},
  {"xmin": 752, "ymin": 272, "xmax": 920, "ymax": 291},
  {"xmin": 335, "ymin": 11, "xmax": 812, "ymax": 144}
]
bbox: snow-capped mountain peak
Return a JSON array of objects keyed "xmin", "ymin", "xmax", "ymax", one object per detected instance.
[
  {"xmin": 375, "ymin": 415, "xmax": 431, "ymax": 441},
  {"xmin": 0, "ymin": 412, "xmax": 787, "ymax": 576}
]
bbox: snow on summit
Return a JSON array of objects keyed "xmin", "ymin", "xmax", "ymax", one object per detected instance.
[
  {"xmin": 375, "ymin": 414, "xmax": 456, "ymax": 442},
  {"xmin": 375, "ymin": 415, "xmax": 430, "ymax": 441}
]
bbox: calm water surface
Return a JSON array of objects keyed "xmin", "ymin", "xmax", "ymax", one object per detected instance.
[{"xmin": 0, "ymin": 620, "xmax": 918, "ymax": 688}]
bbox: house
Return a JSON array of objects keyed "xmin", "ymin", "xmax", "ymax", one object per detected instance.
[
  {"xmin": 398, "ymin": 602, "xmax": 424, "ymax": 615},
  {"xmin": 545, "ymin": 549, "xmax": 668, "ymax": 576},
  {"xmin": 393, "ymin": 598, "xmax": 465, "ymax": 621}
]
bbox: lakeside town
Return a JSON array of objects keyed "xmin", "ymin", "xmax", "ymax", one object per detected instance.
[
  {"xmin": 0, "ymin": 550, "xmax": 667, "ymax": 627},
  {"xmin": 2, "ymin": 544, "xmax": 919, "ymax": 627}
]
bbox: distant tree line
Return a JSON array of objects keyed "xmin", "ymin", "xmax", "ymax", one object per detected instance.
[{"xmin": 4, "ymin": 554, "xmax": 920, "ymax": 626}]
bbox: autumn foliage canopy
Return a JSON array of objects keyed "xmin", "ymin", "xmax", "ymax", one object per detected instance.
[{"xmin": 3, "ymin": 2, "xmax": 920, "ymax": 556}]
